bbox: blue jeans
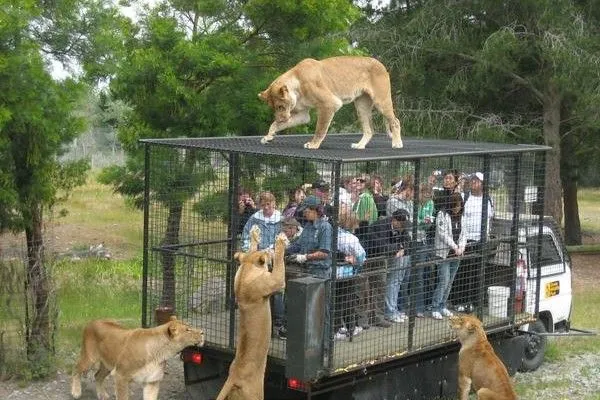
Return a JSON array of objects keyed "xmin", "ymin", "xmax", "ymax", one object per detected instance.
[
  {"xmin": 400, "ymin": 243, "xmax": 433, "ymax": 314},
  {"xmin": 385, "ymin": 256, "xmax": 410, "ymax": 318},
  {"xmin": 432, "ymin": 258, "xmax": 459, "ymax": 312}
]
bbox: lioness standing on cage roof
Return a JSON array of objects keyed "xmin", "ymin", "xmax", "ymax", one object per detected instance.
[{"xmin": 258, "ymin": 56, "xmax": 403, "ymax": 150}]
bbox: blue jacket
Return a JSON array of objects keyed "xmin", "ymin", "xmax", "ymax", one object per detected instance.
[{"xmin": 241, "ymin": 210, "xmax": 282, "ymax": 251}]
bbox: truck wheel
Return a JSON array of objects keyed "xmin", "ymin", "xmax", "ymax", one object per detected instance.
[{"xmin": 519, "ymin": 320, "xmax": 547, "ymax": 372}]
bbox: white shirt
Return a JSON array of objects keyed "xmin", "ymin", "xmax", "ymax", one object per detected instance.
[
  {"xmin": 434, "ymin": 210, "xmax": 467, "ymax": 259},
  {"xmin": 461, "ymin": 195, "xmax": 493, "ymax": 242}
]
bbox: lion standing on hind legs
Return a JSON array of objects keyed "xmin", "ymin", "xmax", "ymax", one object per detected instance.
[
  {"xmin": 216, "ymin": 225, "xmax": 287, "ymax": 400},
  {"xmin": 258, "ymin": 56, "xmax": 402, "ymax": 150}
]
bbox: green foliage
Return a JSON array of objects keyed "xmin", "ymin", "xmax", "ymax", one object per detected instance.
[
  {"xmin": 99, "ymin": 0, "xmax": 363, "ymax": 239},
  {"xmin": 194, "ymin": 190, "xmax": 229, "ymax": 221},
  {"xmin": 0, "ymin": 0, "xmax": 105, "ymax": 378}
]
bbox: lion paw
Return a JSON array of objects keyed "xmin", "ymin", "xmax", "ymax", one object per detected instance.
[
  {"xmin": 261, "ymin": 135, "xmax": 274, "ymax": 144},
  {"xmin": 351, "ymin": 142, "xmax": 366, "ymax": 149},
  {"xmin": 249, "ymin": 225, "xmax": 261, "ymax": 247},
  {"xmin": 275, "ymin": 232, "xmax": 289, "ymax": 248},
  {"xmin": 303, "ymin": 142, "xmax": 320, "ymax": 149},
  {"xmin": 392, "ymin": 141, "xmax": 403, "ymax": 149}
]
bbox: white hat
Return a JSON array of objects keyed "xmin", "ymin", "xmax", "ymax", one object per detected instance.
[{"xmin": 473, "ymin": 172, "xmax": 484, "ymax": 181}]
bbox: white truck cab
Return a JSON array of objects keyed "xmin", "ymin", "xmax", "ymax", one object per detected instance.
[{"xmin": 491, "ymin": 213, "xmax": 573, "ymax": 370}]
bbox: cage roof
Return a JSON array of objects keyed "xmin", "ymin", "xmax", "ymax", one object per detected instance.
[{"xmin": 140, "ymin": 134, "xmax": 550, "ymax": 162}]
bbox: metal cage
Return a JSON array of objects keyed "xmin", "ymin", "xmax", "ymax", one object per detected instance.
[{"xmin": 141, "ymin": 134, "xmax": 549, "ymax": 378}]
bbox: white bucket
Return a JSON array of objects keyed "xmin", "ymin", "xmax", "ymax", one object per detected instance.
[{"xmin": 487, "ymin": 286, "xmax": 510, "ymax": 318}]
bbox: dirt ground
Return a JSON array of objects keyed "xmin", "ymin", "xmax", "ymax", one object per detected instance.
[{"xmin": 571, "ymin": 252, "xmax": 600, "ymax": 291}]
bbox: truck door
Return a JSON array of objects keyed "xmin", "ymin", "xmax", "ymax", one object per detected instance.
[{"xmin": 525, "ymin": 227, "xmax": 572, "ymax": 330}]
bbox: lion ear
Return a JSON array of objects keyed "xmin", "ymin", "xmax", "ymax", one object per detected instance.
[
  {"xmin": 258, "ymin": 90, "xmax": 269, "ymax": 102},
  {"xmin": 467, "ymin": 321, "xmax": 477, "ymax": 333},
  {"xmin": 234, "ymin": 252, "xmax": 245, "ymax": 262},
  {"xmin": 259, "ymin": 254, "xmax": 268, "ymax": 265},
  {"xmin": 167, "ymin": 321, "xmax": 180, "ymax": 338}
]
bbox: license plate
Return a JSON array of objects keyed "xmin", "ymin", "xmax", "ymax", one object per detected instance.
[{"xmin": 545, "ymin": 281, "xmax": 560, "ymax": 298}]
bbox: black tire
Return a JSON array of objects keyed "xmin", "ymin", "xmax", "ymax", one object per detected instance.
[{"xmin": 518, "ymin": 319, "xmax": 547, "ymax": 372}]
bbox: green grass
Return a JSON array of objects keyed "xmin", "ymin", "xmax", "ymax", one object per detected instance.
[
  {"xmin": 544, "ymin": 288, "xmax": 600, "ymax": 361},
  {"xmin": 54, "ymin": 173, "xmax": 143, "ymax": 259},
  {"xmin": 578, "ymin": 188, "xmax": 600, "ymax": 234},
  {"xmin": 53, "ymin": 257, "xmax": 143, "ymax": 368}
]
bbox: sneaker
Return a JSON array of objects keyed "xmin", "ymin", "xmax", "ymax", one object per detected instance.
[
  {"xmin": 387, "ymin": 314, "xmax": 406, "ymax": 323},
  {"xmin": 416, "ymin": 312, "xmax": 425, "ymax": 318},
  {"xmin": 456, "ymin": 305, "xmax": 466, "ymax": 312},
  {"xmin": 352, "ymin": 326, "xmax": 363, "ymax": 336},
  {"xmin": 334, "ymin": 328, "xmax": 348, "ymax": 341},
  {"xmin": 441, "ymin": 308, "xmax": 454, "ymax": 317},
  {"xmin": 431, "ymin": 311, "xmax": 443, "ymax": 320}
]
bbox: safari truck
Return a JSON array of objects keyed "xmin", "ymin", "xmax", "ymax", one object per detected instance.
[{"xmin": 139, "ymin": 135, "xmax": 574, "ymax": 399}]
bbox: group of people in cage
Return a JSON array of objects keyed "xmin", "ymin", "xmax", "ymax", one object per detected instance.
[{"xmin": 235, "ymin": 169, "xmax": 494, "ymax": 341}]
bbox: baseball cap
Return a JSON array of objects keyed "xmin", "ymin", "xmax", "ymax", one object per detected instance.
[
  {"xmin": 472, "ymin": 172, "xmax": 484, "ymax": 181},
  {"xmin": 302, "ymin": 195, "xmax": 321, "ymax": 208},
  {"xmin": 281, "ymin": 217, "xmax": 300, "ymax": 228},
  {"xmin": 312, "ymin": 179, "xmax": 330, "ymax": 191}
]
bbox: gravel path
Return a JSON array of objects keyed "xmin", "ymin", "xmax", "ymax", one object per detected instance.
[
  {"xmin": 2, "ymin": 351, "xmax": 600, "ymax": 399},
  {"xmin": 0, "ymin": 356, "xmax": 186, "ymax": 400},
  {"xmin": 513, "ymin": 352, "xmax": 600, "ymax": 399}
]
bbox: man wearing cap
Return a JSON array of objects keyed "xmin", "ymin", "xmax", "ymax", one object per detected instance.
[
  {"xmin": 287, "ymin": 195, "xmax": 332, "ymax": 278},
  {"xmin": 452, "ymin": 172, "xmax": 494, "ymax": 312},
  {"xmin": 366, "ymin": 208, "xmax": 412, "ymax": 324},
  {"xmin": 311, "ymin": 179, "xmax": 334, "ymax": 217},
  {"xmin": 287, "ymin": 195, "xmax": 333, "ymax": 344},
  {"xmin": 281, "ymin": 216, "xmax": 301, "ymax": 244}
]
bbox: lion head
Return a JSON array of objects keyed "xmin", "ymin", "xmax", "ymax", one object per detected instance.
[
  {"xmin": 258, "ymin": 82, "xmax": 294, "ymax": 123},
  {"xmin": 234, "ymin": 250, "xmax": 271, "ymax": 272},
  {"xmin": 449, "ymin": 314, "xmax": 485, "ymax": 345},
  {"xmin": 165, "ymin": 316, "xmax": 204, "ymax": 347}
]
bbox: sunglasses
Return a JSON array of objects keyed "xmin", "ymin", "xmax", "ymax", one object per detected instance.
[{"xmin": 356, "ymin": 178, "xmax": 366, "ymax": 183}]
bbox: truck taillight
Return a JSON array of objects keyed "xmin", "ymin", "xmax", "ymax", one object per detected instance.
[
  {"xmin": 287, "ymin": 377, "xmax": 307, "ymax": 391},
  {"xmin": 181, "ymin": 349, "xmax": 203, "ymax": 365}
]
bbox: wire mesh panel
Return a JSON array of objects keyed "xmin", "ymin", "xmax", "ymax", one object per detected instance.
[{"xmin": 141, "ymin": 134, "xmax": 549, "ymax": 376}]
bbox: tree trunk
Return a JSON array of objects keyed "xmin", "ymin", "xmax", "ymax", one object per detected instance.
[
  {"xmin": 160, "ymin": 202, "xmax": 183, "ymax": 310},
  {"xmin": 561, "ymin": 129, "xmax": 582, "ymax": 245},
  {"xmin": 542, "ymin": 84, "xmax": 563, "ymax": 224},
  {"xmin": 24, "ymin": 204, "xmax": 53, "ymax": 366}
]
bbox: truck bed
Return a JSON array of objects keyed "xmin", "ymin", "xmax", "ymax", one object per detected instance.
[{"xmin": 188, "ymin": 309, "xmax": 534, "ymax": 373}]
